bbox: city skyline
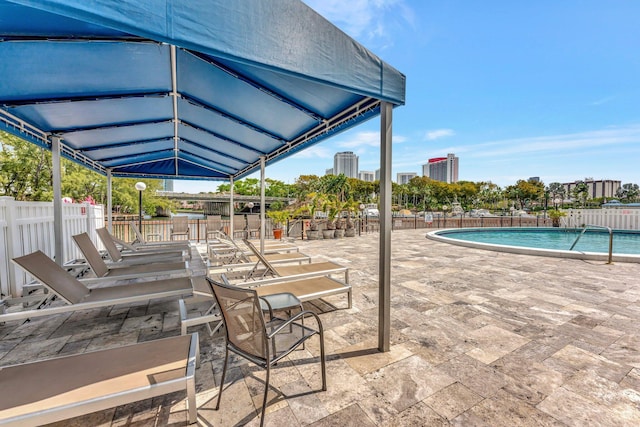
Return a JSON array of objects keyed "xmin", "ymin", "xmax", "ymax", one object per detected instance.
[{"xmin": 174, "ymin": 1, "xmax": 640, "ymax": 193}]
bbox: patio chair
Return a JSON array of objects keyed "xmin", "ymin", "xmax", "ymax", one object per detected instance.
[
  {"xmin": 208, "ymin": 277, "xmax": 326, "ymax": 427},
  {"xmin": 179, "ymin": 273, "xmax": 351, "ymax": 335},
  {"xmin": 171, "ymin": 216, "xmax": 190, "ymax": 241},
  {"xmin": 0, "ymin": 333, "xmax": 199, "ymax": 426},
  {"xmin": 243, "ymin": 238, "xmax": 300, "ymax": 253},
  {"xmin": 232, "ymin": 214, "xmax": 248, "ymax": 239},
  {"xmin": 2, "ymin": 250, "xmax": 193, "ymax": 322},
  {"xmin": 72, "ymin": 233, "xmax": 189, "ymax": 281},
  {"xmin": 245, "ymin": 214, "xmax": 261, "ymax": 238},
  {"xmin": 208, "ymin": 232, "xmax": 310, "ymax": 267},
  {"xmin": 96, "ymin": 227, "xmax": 188, "ymax": 265},
  {"xmin": 205, "ymin": 215, "xmax": 223, "ymax": 243},
  {"xmin": 241, "ymin": 239, "xmax": 349, "ymax": 282},
  {"xmin": 129, "ymin": 221, "xmax": 191, "ymax": 249}
]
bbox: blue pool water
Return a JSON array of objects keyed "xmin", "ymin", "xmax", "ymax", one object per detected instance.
[{"xmin": 433, "ymin": 228, "xmax": 640, "ymax": 255}]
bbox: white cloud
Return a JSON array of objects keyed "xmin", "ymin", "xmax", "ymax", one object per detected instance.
[
  {"xmin": 425, "ymin": 129, "xmax": 455, "ymax": 140},
  {"xmin": 467, "ymin": 125, "xmax": 640, "ymax": 159},
  {"xmin": 291, "ymin": 145, "xmax": 333, "ymax": 159},
  {"xmin": 303, "ymin": 0, "xmax": 414, "ymax": 49},
  {"xmin": 336, "ymin": 131, "xmax": 407, "ymax": 150}
]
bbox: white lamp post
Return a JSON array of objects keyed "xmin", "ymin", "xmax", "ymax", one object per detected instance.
[
  {"xmin": 247, "ymin": 202, "xmax": 254, "ymax": 214},
  {"xmin": 135, "ymin": 182, "xmax": 146, "ymax": 231}
]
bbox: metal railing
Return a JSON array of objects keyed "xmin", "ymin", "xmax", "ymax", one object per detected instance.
[{"xmin": 569, "ymin": 224, "xmax": 614, "ymax": 264}]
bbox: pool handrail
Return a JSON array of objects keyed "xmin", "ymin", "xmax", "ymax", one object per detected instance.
[{"xmin": 570, "ymin": 224, "xmax": 613, "ymax": 264}]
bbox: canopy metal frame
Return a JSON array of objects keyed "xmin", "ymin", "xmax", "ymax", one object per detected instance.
[{"xmin": 0, "ymin": 0, "xmax": 405, "ymax": 352}]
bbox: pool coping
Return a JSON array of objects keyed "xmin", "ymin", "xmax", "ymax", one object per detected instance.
[{"xmin": 426, "ymin": 227, "xmax": 640, "ymax": 264}]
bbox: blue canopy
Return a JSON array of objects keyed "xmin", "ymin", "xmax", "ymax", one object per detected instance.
[{"xmin": 0, "ymin": 0, "xmax": 405, "ymax": 181}]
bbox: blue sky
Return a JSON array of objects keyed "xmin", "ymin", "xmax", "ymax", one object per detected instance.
[{"xmin": 175, "ymin": 0, "xmax": 640, "ymax": 192}]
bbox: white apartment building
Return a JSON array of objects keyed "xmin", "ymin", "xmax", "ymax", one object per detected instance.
[
  {"xmin": 333, "ymin": 151, "xmax": 358, "ymax": 178},
  {"xmin": 359, "ymin": 170, "xmax": 375, "ymax": 182},
  {"xmin": 423, "ymin": 153, "xmax": 459, "ymax": 183},
  {"xmin": 397, "ymin": 172, "xmax": 417, "ymax": 185},
  {"xmin": 563, "ymin": 179, "xmax": 621, "ymax": 200}
]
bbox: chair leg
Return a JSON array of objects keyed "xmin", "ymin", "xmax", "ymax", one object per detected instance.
[
  {"xmin": 215, "ymin": 347, "xmax": 230, "ymax": 410},
  {"xmin": 319, "ymin": 330, "xmax": 327, "ymax": 391},
  {"xmin": 261, "ymin": 364, "xmax": 271, "ymax": 427}
]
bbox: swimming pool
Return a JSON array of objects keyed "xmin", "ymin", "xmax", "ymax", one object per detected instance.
[{"xmin": 427, "ymin": 227, "xmax": 640, "ymax": 263}]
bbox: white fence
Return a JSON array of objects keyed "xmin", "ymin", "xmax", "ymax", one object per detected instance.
[
  {"xmin": 563, "ymin": 208, "xmax": 640, "ymax": 230},
  {"xmin": 0, "ymin": 197, "xmax": 104, "ymax": 298}
]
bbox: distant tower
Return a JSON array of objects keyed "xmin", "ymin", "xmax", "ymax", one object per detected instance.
[
  {"xmin": 396, "ymin": 172, "xmax": 417, "ymax": 184},
  {"xmin": 358, "ymin": 171, "xmax": 375, "ymax": 182},
  {"xmin": 333, "ymin": 151, "xmax": 358, "ymax": 178},
  {"xmin": 423, "ymin": 153, "xmax": 458, "ymax": 183},
  {"xmin": 162, "ymin": 179, "xmax": 174, "ymax": 191}
]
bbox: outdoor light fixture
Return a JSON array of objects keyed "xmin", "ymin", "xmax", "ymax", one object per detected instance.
[
  {"xmin": 247, "ymin": 202, "xmax": 254, "ymax": 214},
  {"xmin": 135, "ymin": 182, "xmax": 146, "ymax": 231}
]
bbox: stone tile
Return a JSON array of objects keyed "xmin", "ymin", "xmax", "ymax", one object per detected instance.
[
  {"xmin": 465, "ymin": 324, "xmax": 530, "ymax": 364},
  {"xmin": 307, "ymin": 403, "xmax": 376, "ymax": 427},
  {"xmin": 437, "ymin": 354, "xmax": 510, "ymax": 398},
  {"xmin": 537, "ymin": 385, "xmax": 640, "ymax": 426},
  {"xmin": 385, "ymin": 400, "xmax": 450, "ymax": 426},
  {"xmin": 336, "ymin": 338, "xmax": 415, "ymax": 375},
  {"xmin": 452, "ymin": 389, "xmax": 563, "ymax": 426},
  {"xmin": 424, "ymin": 382, "xmax": 484, "ymax": 420},
  {"xmin": 364, "ymin": 355, "xmax": 455, "ymax": 413}
]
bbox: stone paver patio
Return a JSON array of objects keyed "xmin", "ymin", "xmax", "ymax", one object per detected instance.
[{"xmin": 2, "ymin": 228, "xmax": 640, "ymax": 426}]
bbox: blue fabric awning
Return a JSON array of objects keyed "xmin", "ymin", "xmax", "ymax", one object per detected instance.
[{"xmin": 0, "ymin": 0, "xmax": 405, "ymax": 181}]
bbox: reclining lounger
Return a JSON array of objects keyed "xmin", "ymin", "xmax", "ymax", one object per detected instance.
[
  {"xmin": 0, "ymin": 333, "xmax": 199, "ymax": 426},
  {"xmin": 73, "ymin": 233, "xmax": 189, "ymax": 281},
  {"xmin": 1, "ymin": 251, "xmax": 193, "ymax": 322}
]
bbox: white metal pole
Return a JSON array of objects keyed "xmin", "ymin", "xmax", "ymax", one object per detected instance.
[
  {"xmin": 260, "ymin": 156, "xmax": 266, "ymax": 254},
  {"xmin": 378, "ymin": 102, "xmax": 392, "ymax": 352},
  {"xmin": 229, "ymin": 176, "xmax": 234, "ymax": 238},
  {"xmin": 52, "ymin": 136, "xmax": 63, "ymax": 266},
  {"xmin": 106, "ymin": 169, "xmax": 113, "ymax": 231}
]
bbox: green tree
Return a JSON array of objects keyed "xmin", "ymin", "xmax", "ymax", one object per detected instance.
[
  {"xmin": 616, "ymin": 183, "xmax": 640, "ymax": 203},
  {"xmin": 572, "ymin": 180, "xmax": 589, "ymax": 207},
  {"xmin": 0, "ymin": 132, "xmax": 52, "ymax": 200}
]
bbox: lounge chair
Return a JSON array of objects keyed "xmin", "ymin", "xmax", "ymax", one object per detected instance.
[
  {"xmin": 238, "ymin": 239, "xmax": 348, "ymax": 282},
  {"xmin": 232, "ymin": 214, "xmax": 247, "ymax": 239},
  {"xmin": 208, "ymin": 277, "xmax": 325, "ymax": 427},
  {"xmin": 171, "ymin": 216, "xmax": 190, "ymax": 241},
  {"xmin": 96, "ymin": 227, "xmax": 188, "ymax": 265},
  {"xmin": 208, "ymin": 233, "xmax": 310, "ymax": 267},
  {"xmin": 129, "ymin": 221, "xmax": 191, "ymax": 250},
  {"xmin": 1, "ymin": 250, "xmax": 193, "ymax": 322},
  {"xmin": 205, "ymin": 215, "xmax": 223, "ymax": 243},
  {"xmin": 243, "ymin": 239, "xmax": 300, "ymax": 253},
  {"xmin": 0, "ymin": 333, "xmax": 199, "ymax": 426},
  {"xmin": 245, "ymin": 214, "xmax": 261, "ymax": 238},
  {"xmin": 72, "ymin": 233, "xmax": 189, "ymax": 281},
  {"xmin": 179, "ymin": 272, "xmax": 351, "ymax": 335}
]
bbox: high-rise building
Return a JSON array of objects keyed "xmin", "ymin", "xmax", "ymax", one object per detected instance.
[
  {"xmin": 325, "ymin": 168, "xmax": 334, "ymax": 175},
  {"xmin": 162, "ymin": 179, "xmax": 174, "ymax": 191},
  {"xmin": 397, "ymin": 172, "xmax": 417, "ymax": 185},
  {"xmin": 359, "ymin": 171, "xmax": 375, "ymax": 182},
  {"xmin": 333, "ymin": 151, "xmax": 358, "ymax": 178},
  {"xmin": 563, "ymin": 179, "xmax": 620, "ymax": 199},
  {"xmin": 422, "ymin": 153, "xmax": 459, "ymax": 183}
]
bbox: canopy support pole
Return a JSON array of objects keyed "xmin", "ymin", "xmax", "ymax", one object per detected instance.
[
  {"xmin": 229, "ymin": 176, "xmax": 234, "ymax": 238},
  {"xmin": 170, "ymin": 45, "xmax": 179, "ymax": 174},
  {"xmin": 52, "ymin": 136, "xmax": 63, "ymax": 266},
  {"xmin": 259, "ymin": 156, "xmax": 266, "ymax": 254},
  {"xmin": 378, "ymin": 102, "xmax": 392, "ymax": 352},
  {"xmin": 106, "ymin": 169, "xmax": 112, "ymax": 231}
]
